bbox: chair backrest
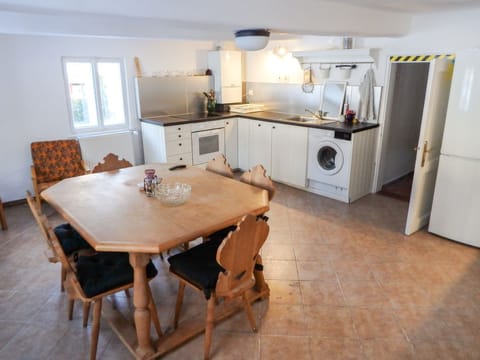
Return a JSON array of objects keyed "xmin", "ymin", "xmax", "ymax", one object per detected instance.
[
  {"xmin": 91, "ymin": 153, "xmax": 133, "ymax": 173},
  {"xmin": 31, "ymin": 139, "xmax": 85, "ymax": 183},
  {"xmin": 239, "ymin": 164, "xmax": 276, "ymax": 201},
  {"xmin": 206, "ymin": 154, "xmax": 234, "ymax": 178},
  {"xmin": 44, "ymin": 219, "xmax": 75, "ymax": 272},
  {"xmin": 215, "ymin": 214, "xmax": 269, "ymax": 297},
  {"xmin": 26, "ymin": 190, "xmax": 58, "ymax": 263},
  {"xmin": 44, "ymin": 220, "xmax": 86, "ymax": 300}
]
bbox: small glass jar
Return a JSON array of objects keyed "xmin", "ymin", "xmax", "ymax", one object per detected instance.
[{"xmin": 144, "ymin": 169, "xmax": 158, "ymax": 197}]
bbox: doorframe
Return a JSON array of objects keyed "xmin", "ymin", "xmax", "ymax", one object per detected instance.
[
  {"xmin": 372, "ymin": 55, "xmax": 395, "ymax": 192},
  {"xmin": 372, "ymin": 53, "xmax": 454, "ymax": 193}
]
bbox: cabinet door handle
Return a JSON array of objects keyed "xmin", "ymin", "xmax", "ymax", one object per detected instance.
[
  {"xmin": 272, "ymin": 126, "xmax": 276, "ymax": 129},
  {"xmin": 258, "ymin": 124, "xmax": 261, "ymax": 127},
  {"xmin": 179, "ymin": 143, "xmax": 182, "ymax": 146},
  {"xmin": 180, "ymin": 157, "xmax": 183, "ymax": 161},
  {"xmin": 177, "ymin": 127, "xmax": 181, "ymax": 131},
  {"xmin": 178, "ymin": 134, "xmax": 181, "ymax": 138},
  {"xmin": 226, "ymin": 122, "xmax": 229, "ymax": 125}
]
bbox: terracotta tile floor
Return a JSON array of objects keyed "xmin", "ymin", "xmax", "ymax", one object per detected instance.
[{"xmin": 1, "ymin": 183, "xmax": 480, "ymax": 359}]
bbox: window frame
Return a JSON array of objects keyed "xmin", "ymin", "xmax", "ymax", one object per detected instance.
[{"xmin": 62, "ymin": 57, "xmax": 129, "ymax": 134}]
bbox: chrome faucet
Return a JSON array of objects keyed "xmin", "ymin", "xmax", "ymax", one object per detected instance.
[{"xmin": 305, "ymin": 108, "xmax": 322, "ymax": 119}]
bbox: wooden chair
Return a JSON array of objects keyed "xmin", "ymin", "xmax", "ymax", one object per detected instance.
[
  {"xmin": 0, "ymin": 197, "xmax": 7, "ymax": 230},
  {"xmin": 91, "ymin": 153, "xmax": 133, "ymax": 173},
  {"xmin": 31, "ymin": 139, "xmax": 89, "ymax": 208},
  {"xmin": 205, "ymin": 164, "xmax": 275, "ymax": 243},
  {"xmin": 45, "ymin": 218, "xmax": 162, "ymax": 360},
  {"xmin": 206, "ymin": 154, "xmax": 234, "ymax": 178},
  {"xmin": 26, "ymin": 190, "xmax": 93, "ymax": 290},
  {"xmin": 27, "ymin": 190, "xmax": 94, "ymax": 327},
  {"xmin": 240, "ymin": 164, "xmax": 276, "ymax": 201},
  {"xmin": 168, "ymin": 214, "xmax": 269, "ymax": 359}
]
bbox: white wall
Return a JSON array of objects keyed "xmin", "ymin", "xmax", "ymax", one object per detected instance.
[{"xmin": 0, "ymin": 34, "xmax": 214, "ymax": 202}]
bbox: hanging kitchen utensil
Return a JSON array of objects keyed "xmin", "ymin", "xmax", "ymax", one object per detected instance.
[{"xmin": 302, "ymin": 65, "xmax": 314, "ymax": 93}]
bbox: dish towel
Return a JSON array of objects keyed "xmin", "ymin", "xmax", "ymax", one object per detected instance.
[{"xmin": 359, "ymin": 68, "xmax": 376, "ymax": 122}]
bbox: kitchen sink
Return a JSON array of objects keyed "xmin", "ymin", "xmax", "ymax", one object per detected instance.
[
  {"xmin": 286, "ymin": 116, "xmax": 336, "ymax": 124},
  {"xmin": 286, "ymin": 115, "xmax": 317, "ymax": 122}
]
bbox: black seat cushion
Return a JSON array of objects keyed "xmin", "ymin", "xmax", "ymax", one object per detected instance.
[
  {"xmin": 54, "ymin": 223, "xmax": 92, "ymax": 256},
  {"xmin": 206, "ymin": 215, "xmax": 268, "ymax": 243},
  {"xmin": 76, "ymin": 252, "xmax": 158, "ymax": 298},
  {"xmin": 207, "ymin": 225, "xmax": 237, "ymax": 243},
  {"xmin": 168, "ymin": 237, "xmax": 225, "ymax": 299}
]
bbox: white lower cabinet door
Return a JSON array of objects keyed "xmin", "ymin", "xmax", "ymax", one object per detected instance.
[
  {"xmin": 271, "ymin": 123, "xmax": 308, "ymax": 187},
  {"xmin": 237, "ymin": 118, "xmax": 250, "ymax": 170},
  {"xmin": 224, "ymin": 118, "xmax": 238, "ymax": 169},
  {"xmin": 248, "ymin": 120, "xmax": 272, "ymax": 174}
]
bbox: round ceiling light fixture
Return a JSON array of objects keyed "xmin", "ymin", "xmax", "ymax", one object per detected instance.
[{"xmin": 234, "ymin": 29, "xmax": 270, "ymax": 51}]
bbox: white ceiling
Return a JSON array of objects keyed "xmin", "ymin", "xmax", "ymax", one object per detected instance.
[{"xmin": 0, "ymin": 0, "xmax": 479, "ymax": 40}]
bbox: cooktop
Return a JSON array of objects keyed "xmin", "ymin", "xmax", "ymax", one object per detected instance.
[{"xmin": 171, "ymin": 112, "xmax": 224, "ymax": 120}]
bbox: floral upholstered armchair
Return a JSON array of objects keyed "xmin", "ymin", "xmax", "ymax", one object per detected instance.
[{"xmin": 30, "ymin": 139, "xmax": 89, "ymax": 208}]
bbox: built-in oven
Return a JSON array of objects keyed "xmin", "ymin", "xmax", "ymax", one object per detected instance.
[{"xmin": 191, "ymin": 120, "xmax": 225, "ymax": 165}]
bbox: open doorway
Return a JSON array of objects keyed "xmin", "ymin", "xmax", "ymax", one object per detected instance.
[
  {"xmin": 378, "ymin": 62, "xmax": 430, "ymax": 201},
  {"xmin": 377, "ymin": 58, "xmax": 453, "ymax": 235}
]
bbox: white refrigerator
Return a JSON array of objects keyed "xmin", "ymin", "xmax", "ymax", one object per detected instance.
[{"xmin": 429, "ymin": 49, "xmax": 480, "ymax": 247}]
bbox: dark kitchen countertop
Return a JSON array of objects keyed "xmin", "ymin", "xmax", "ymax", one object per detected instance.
[
  {"xmin": 139, "ymin": 113, "xmax": 228, "ymax": 126},
  {"xmin": 140, "ymin": 111, "xmax": 379, "ymax": 133}
]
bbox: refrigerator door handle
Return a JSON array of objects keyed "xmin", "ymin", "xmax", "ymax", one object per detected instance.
[{"xmin": 421, "ymin": 140, "xmax": 429, "ymax": 167}]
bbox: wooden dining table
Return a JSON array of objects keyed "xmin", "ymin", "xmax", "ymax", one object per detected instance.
[{"xmin": 41, "ymin": 163, "xmax": 270, "ymax": 359}]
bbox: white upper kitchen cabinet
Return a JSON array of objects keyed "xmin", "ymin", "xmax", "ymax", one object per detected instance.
[
  {"xmin": 224, "ymin": 117, "xmax": 238, "ymax": 169},
  {"xmin": 208, "ymin": 50, "xmax": 242, "ymax": 104},
  {"xmin": 271, "ymin": 123, "xmax": 308, "ymax": 188},
  {"xmin": 248, "ymin": 120, "xmax": 273, "ymax": 174}
]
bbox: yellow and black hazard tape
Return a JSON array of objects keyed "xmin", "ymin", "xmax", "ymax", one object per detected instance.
[{"xmin": 390, "ymin": 54, "xmax": 455, "ymax": 62}]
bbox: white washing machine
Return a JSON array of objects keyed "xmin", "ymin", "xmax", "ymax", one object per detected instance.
[{"xmin": 307, "ymin": 128, "xmax": 353, "ymax": 202}]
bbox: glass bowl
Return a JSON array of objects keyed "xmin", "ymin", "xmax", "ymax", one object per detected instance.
[{"xmin": 155, "ymin": 183, "xmax": 191, "ymax": 206}]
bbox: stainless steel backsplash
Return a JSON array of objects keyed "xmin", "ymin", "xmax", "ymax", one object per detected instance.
[
  {"xmin": 135, "ymin": 76, "xmax": 213, "ymax": 118},
  {"xmin": 245, "ymin": 82, "xmax": 322, "ymax": 115},
  {"xmin": 246, "ymin": 82, "xmax": 381, "ymax": 122}
]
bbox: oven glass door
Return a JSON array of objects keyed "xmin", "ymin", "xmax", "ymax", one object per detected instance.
[{"xmin": 192, "ymin": 128, "xmax": 225, "ymax": 165}]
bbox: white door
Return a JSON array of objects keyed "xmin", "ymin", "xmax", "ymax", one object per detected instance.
[{"xmin": 405, "ymin": 59, "xmax": 453, "ymax": 235}]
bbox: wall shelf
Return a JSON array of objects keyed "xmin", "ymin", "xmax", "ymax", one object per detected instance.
[{"xmin": 292, "ymin": 48, "xmax": 378, "ymax": 65}]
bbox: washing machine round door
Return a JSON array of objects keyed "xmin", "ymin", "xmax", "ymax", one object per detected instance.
[{"xmin": 316, "ymin": 141, "xmax": 344, "ymax": 175}]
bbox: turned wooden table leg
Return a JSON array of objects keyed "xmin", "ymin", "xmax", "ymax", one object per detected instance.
[
  {"xmin": 0, "ymin": 198, "xmax": 7, "ymax": 231},
  {"xmin": 129, "ymin": 252, "xmax": 155, "ymax": 359},
  {"xmin": 254, "ymin": 254, "xmax": 270, "ymax": 299}
]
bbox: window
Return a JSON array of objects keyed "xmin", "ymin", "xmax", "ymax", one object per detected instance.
[{"xmin": 63, "ymin": 57, "xmax": 128, "ymax": 132}]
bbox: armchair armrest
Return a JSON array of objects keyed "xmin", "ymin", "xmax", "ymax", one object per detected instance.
[
  {"xmin": 31, "ymin": 165, "xmax": 37, "ymax": 181},
  {"xmin": 31, "ymin": 165, "xmax": 42, "ymax": 208},
  {"xmin": 81, "ymin": 160, "xmax": 91, "ymax": 174}
]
